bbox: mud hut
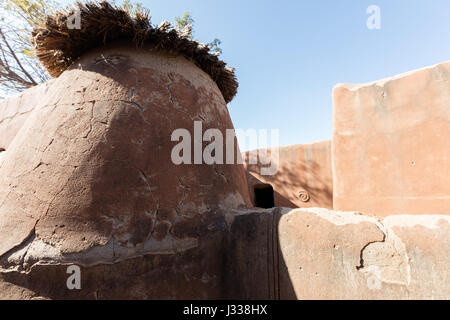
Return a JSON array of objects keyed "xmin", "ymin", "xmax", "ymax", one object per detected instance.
[{"xmin": 0, "ymin": 1, "xmax": 250, "ymax": 299}]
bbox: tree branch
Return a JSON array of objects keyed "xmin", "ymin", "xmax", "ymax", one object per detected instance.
[{"xmin": 0, "ymin": 28, "xmax": 37, "ymax": 86}]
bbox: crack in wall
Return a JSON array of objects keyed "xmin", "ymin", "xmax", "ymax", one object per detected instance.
[
  {"xmin": 356, "ymin": 219, "xmax": 411, "ymax": 287},
  {"xmin": 0, "ymin": 230, "xmax": 198, "ymax": 274}
]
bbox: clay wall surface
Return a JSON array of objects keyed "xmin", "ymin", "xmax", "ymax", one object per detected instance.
[
  {"xmin": 225, "ymin": 207, "xmax": 450, "ymax": 300},
  {"xmin": 0, "ymin": 81, "xmax": 54, "ymax": 152},
  {"xmin": 333, "ymin": 61, "xmax": 450, "ymax": 216},
  {"xmin": 2, "ymin": 207, "xmax": 448, "ymax": 299}
]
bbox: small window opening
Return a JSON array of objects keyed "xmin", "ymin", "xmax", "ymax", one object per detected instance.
[{"xmin": 254, "ymin": 184, "xmax": 275, "ymax": 209}]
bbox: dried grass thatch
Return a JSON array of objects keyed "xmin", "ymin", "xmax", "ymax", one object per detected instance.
[{"xmin": 32, "ymin": 1, "xmax": 238, "ymax": 103}]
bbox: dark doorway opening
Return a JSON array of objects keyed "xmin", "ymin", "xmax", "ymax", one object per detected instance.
[{"xmin": 254, "ymin": 184, "xmax": 275, "ymax": 209}]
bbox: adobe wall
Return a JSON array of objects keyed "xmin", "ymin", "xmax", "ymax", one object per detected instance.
[
  {"xmin": 224, "ymin": 207, "xmax": 450, "ymax": 300},
  {"xmin": 2, "ymin": 206, "xmax": 448, "ymax": 299},
  {"xmin": 333, "ymin": 61, "xmax": 450, "ymax": 216},
  {"xmin": 244, "ymin": 141, "xmax": 333, "ymax": 209}
]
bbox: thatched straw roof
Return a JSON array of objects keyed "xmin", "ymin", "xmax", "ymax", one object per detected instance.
[{"xmin": 32, "ymin": 1, "xmax": 238, "ymax": 103}]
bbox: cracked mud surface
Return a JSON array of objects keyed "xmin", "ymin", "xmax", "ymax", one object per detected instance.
[
  {"xmin": 277, "ymin": 208, "xmax": 450, "ymax": 299},
  {"xmin": 0, "ymin": 47, "xmax": 250, "ymax": 274}
]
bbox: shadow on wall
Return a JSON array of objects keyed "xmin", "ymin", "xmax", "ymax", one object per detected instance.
[
  {"xmin": 244, "ymin": 142, "xmax": 333, "ymax": 210},
  {"xmin": 223, "ymin": 208, "xmax": 297, "ymax": 299}
]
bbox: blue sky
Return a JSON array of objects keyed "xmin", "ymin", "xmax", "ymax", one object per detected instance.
[{"xmin": 58, "ymin": 0, "xmax": 450, "ymax": 149}]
